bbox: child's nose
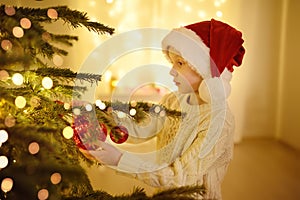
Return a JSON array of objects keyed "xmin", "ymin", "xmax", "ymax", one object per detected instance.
[{"xmin": 169, "ymin": 67, "xmax": 178, "ymax": 77}]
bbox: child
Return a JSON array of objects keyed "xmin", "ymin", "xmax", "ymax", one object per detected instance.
[{"xmin": 88, "ymin": 19, "xmax": 245, "ymax": 200}]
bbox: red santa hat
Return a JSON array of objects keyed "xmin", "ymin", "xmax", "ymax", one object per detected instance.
[
  {"xmin": 162, "ymin": 18, "xmax": 245, "ymax": 79},
  {"xmin": 162, "ymin": 19, "xmax": 245, "ymax": 102}
]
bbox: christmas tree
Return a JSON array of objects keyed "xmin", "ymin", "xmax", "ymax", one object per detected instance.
[{"xmin": 0, "ymin": 4, "xmax": 205, "ymax": 199}]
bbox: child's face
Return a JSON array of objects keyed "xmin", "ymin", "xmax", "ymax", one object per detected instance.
[{"xmin": 168, "ymin": 51, "xmax": 203, "ymax": 94}]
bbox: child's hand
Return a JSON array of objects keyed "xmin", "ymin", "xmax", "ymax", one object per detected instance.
[{"xmin": 89, "ymin": 141, "xmax": 123, "ymax": 166}]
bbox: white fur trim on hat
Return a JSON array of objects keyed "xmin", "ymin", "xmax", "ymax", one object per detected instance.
[{"xmin": 162, "ymin": 27, "xmax": 211, "ymax": 79}]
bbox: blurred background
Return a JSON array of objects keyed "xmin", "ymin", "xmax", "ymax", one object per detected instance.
[{"xmin": 1, "ymin": 0, "xmax": 299, "ymax": 199}]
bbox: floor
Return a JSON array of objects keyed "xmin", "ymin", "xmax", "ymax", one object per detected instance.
[
  {"xmin": 222, "ymin": 139, "xmax": 300, "ymax": 200},
  {"xmin": 87, "ymin": 139, "xmax": 300, "ymax": 200}
]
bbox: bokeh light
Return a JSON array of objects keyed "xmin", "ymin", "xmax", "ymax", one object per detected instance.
[
  {"xmin": 4, "ymin": 115, "xmax": 15, "ymax": 127},
  {"xmin": 42, "ymin": 77, "xmax": 53, "ymax": 89},
  {"xmin": 50, "ymin": 172, "xmax": 62, "ymax": 185},
  {"xmin": 1, "ymin": 178, "xmax": 13, "ymax": 193},
  {"xmin": 28, "ymin": 142, "xmax": 40, "ymax": 155},
  {"xmin": 0, "ymin": 70, "xmax": 9, "ymax": 81},
  {"xmin": 85, "ymin": 104, "xmax": 93, "ymax": 111},
  {"xmin": 12, "ymin": 26, "xmax": 24, "ymax": 38},
  {"xmin": 53, "ymin": 54, "xmax": 64, "ymax": 66},
  {"xmin": 47, "ymin": 8, "xmax": 58, "ymax": 19},
  {"xmin": 1, "ymin": 40, "xmax": 13, "ymax": 51},
  {"xmin": 12, "ymin": 73, "xmax": 24, "ymax": 85},
  {"xmin": 0, "ymin": 156, "xmax": 9, "ymax": 169},
  {"xmin": 15, "ymin": 96, "xmax": 26, "ymax": 109},
  {"xmin": 62, "ymin": 126, "xmax": 73, "ymax": 139},
  {"xmin": 4, "ymin": 5, "xmax": 15, "ymax": 16},
  {"xmin": 37, "ymin": 188, "xmax": 49, "ymax": 200},
  {"xmin": 0, "ymin": 130, "xmax": 9, "ymax": 143},
  {"xmin": 20, "ymin": 18, "xmax": 32, "ymax": 29}
]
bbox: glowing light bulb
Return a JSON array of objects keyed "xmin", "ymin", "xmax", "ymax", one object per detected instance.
[
  {"xmin": 12, "ymin": 73, "xmax": 24, "ymax": 85},
  {"xmin": 28, "ymin": 142, "xmax": 40, "ymax": 155},
  {"xmin": 85, "ymin": 104, "xmax": 93, "ymax": 111},
  {"xmin": 106, "ymin": 0, "xmax": 114, "ymax": 4},
  {"xmin": 1, "ymin": 178, "xmax": 13, "ymax": 193},
  {"xmin": 0, "ymin": 130, "xmax": 8, "ymax": 143},
  {"xmin": 12, "ymin": 26, "xmax": 24, "ymax": 38},
  {"xmin": 98, "ymin": 102, "xmax": 106, "ymax": 110},
  {"xmin": 129, "ymin": 108, "xmax": 136, "ymax": 116},
  {"xmin": 62, "ymin": 126, "xmax": 73, "ymax": 139},
  {"xmin": 64, "ymin": 103, "xmax": 70, "ymax": 110},
  {"xmin": 4, "ymin": 115, "xmax": 15, "ymax": 127},
  {"xmin": 53, "ymin": 54, "xmax": 63, "ymax": 66},
  {"xmin": 42, "ymin": 77, "xmax": 53, "ymax": 89},
  {"xmin": 47, "ymin": 8, "xmax": 58, "ymax": 19},
  {"xmin": 50, "ymin": 172, "xmax": 62, "ymax": 185},
  {"xmin": 0, "ymin": 156, "xmax": 8, "ymax": 169},
  {"xmin": 1, "ymin": 40, "xmax": 12, "ymax": 51},
  {"xmin": 130, "ymin": 101, "xmax": 137, "ymax": 107},
  {"xmin": 0, "ymin": 70, "xmax": 9, "ymax": 81},
  {"xmin": 117, "ymin": 111, "xmax": 126, "ymax": 118},
  {"xmin": 20, "ymin": 18, "xmax": 31, "ymax": 29},
  {"xmin": 38, "ymin": 189, "xmax": 49, "ymax": 200},
  {"xmin": 154, "ymin": 106, "xmax": 161, "ymax": 113},
  {"xmin": 95, "ymin": 99, "xmax": 102, "ymax": 107},
  {"xmin": 15, "ymin": 96, "xmax": 26, "ymax": 109},
  {"xmin": 4, "ymin": 5, "xmax": 15, "ymax": 16},
  {"xmin": 73, "ymin": 108, "xmax": 81, "ymax": 115},
  {"xmin": 216, "ymin": 11, "xmax": 223, "ymax": 17}
]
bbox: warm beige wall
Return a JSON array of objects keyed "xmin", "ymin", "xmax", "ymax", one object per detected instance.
[
  {"xmin": 227, "ymin": 0, "xmax": 283, "ymax": 139},
  {"xmin": 277, "ymin": 0, "xmax": 300, "ymax": 150}
]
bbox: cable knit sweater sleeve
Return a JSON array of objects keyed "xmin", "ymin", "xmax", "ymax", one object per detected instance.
[{"xmin": 116, "ymin": 93, "xmax": 235, "ymax": 188}]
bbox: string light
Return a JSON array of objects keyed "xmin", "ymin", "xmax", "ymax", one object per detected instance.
[
  {"xmin": 64, "ymin": 103, "xmax": 70, "ymax": 110},
  {"xmin": 1, "ymin": 40, "xmax": 12, "ymax": 51},
  {"xmin": 37, "ymin": 188, "xmax": 49, "ymax": 200},
  {"xmin": 116, "ymin": 111, "xmax": 126, "ymax": 118},
  {"xmin": 130, "ymin": 101, "xmax": 137, "ymax": 107},
  {"xmin": 20, "ymin": 18, "xmax": 31, "ymax": 29},
  {"xmin": 85, "ymin": 104, "xmax": 93, "ymax": 111},
  {"xmin": 154, "ymin": 106, "xmax": 161, "ymax": 113},
  {"xmin": 0, "ymin": 70, "xmax": 9, "ymax": 81},
  {"xmin": 12, "ymin": 26, "xmax": 24, "ymax": 38},
  {"xmin": 95, "ymin": 99, "xmax": 102, "ymax": 107},
  {"xmin": 62, "ymin": 126, "xmax": 73, "ymax": 139},
  {"xmin": 1, "ymin": 178, "xmax": 13, "ymax": 193},
  {"xmin": 4, "ymin": 115, "xmax": 15, "ymax": 127},
  {"xmin": 129, "ymin": 108, "xmax": 136, "ymax": 116},
  {"xmin": 73, "ymin": 108, "xmax": 81, "ymax": 115},
  {"xmin": 28, "ymin": 142, "xmax": 40, "ymax": 155},
  {"xmin": 47, "ymin": 8, "xmax": 58, "ymax": 19},
  {"xmin": 53, "ymin": 54, "xmax": 63, "ymax": 66},
  {"xmin": 50, "ymin": 173, "xmax": 62, "ymax": 185},
  {"xmin": 4, "ymin": 5, "xmax": 15, "ymax": 16},
  {"xmin": 216, "ymin": 10, "xmax": 223, "ymax": 17},
  {"xmin": 15, "ymin": 96, "xmax": 26, "ymax": 109},
  {"xmin": 42, "ymin": 77, "xmax": 53, "ymax": 89},
  {"xmin": 0, "ymin": 130, "xmax": 8, "ymax": 144},
  {"xmin": 0, "ymin": 156, "xmax": 8, "ymax": 169},
  {"xmin": 12, "ymin": 73, "xmax": 24, "ymax": 85}
]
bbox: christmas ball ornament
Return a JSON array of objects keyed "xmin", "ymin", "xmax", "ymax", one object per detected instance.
[
  {"xmin": 109, "ymin": 125, "xmax": 128, "ymax": 144},
  {"xmin": 72, "ymin": 119, "xmax": 108, "ymax": 150}
]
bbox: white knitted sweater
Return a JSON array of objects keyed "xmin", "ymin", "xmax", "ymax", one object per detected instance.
[{"xmin": 116, "ymin": 92, "xmax": 235, "ymax": 200}]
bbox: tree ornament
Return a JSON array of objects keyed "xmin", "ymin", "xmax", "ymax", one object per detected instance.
[
  {"xmin": 72, "ymin": 114, "xmax": 108, "ymax": 150},
  {"xmin": 109, "ymin": 125, "xmax": 128, "ymax": 144}
]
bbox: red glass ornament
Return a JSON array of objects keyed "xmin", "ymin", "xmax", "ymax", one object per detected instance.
[
  {"xmin": 109, "ymin": 125, "xmax": 128, "ymax": 144},
  {"xmin": 72, "ymin": 120, "xmax": 107, "ymax": 150}
]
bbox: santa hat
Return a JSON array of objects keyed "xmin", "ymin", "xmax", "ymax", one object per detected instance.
[{"xmin": 162, "ymin": 19, "xmax": 245, "ymax": 102}]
